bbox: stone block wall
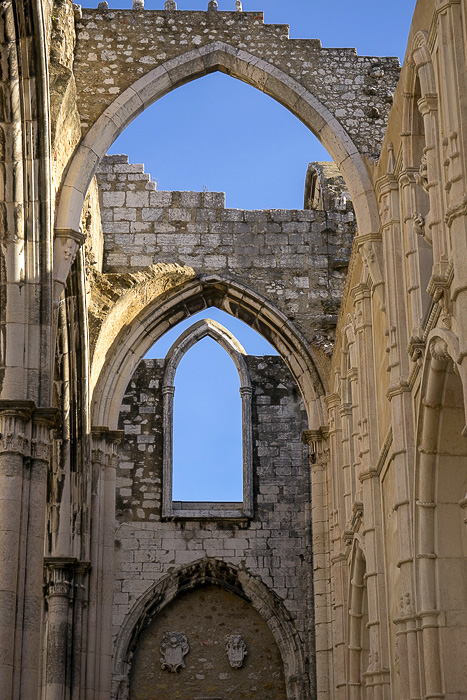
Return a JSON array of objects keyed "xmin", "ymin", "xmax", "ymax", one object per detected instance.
[
  {"xmin": 129, "ymin": 584, "xmax": 287, "ymax": 700},
  {"xmin": 114, "ymin": 353, "xmax": 311, "ymax": 645},
  {"xmin": 74, "ymin": 8, "xmax": 400, "ymax": 158},
  {"xmin": 97, "ymin": 154, "xmax": 355, "ymax": 340}
]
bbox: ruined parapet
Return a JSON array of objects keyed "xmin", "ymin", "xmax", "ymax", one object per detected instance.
[{"xmin": 93, "ymin": 154, "xmax": 356, "ymax": 354}]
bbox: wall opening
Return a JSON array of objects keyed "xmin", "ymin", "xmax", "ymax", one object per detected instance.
[
  {"xmin": 172, "ymin": 336, "xmax": 243, "ymax": 503},
  {"xmin": 107, "ymin": 71, "xmax": 330, "ymax": 210},
  {"xmin": 161, "ymin": 318, "xmax": 254, "ymax": 519}
]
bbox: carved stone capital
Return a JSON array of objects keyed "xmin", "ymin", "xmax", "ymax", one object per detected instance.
[
  {"xmin": 44, "ymin": 557, "xmax": 79, "ymax": 599},
  {"xmin": 302, "ymin": 427, "xmax": 329, "ymax": 465},
  {"xmin": 31, "ymin": 408, "xmax": 60, "ymax": 462},
  {"xmin": 0, "ymin": 401, "xmax": 35, "ymax": 456},
  {"xmin": 91, "ymin": 426, "xmax": 123, "ymax": 469}
]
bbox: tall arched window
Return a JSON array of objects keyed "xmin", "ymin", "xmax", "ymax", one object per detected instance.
[{"xmin": 162, "ymin": 319, "xmax": 253, "ymax": 519}]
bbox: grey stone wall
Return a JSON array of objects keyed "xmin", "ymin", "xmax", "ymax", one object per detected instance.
[
  {"xmin": 74, "ymin": 8, "xmax": 400, "ymax": 159},
  {"xmin": 97, "ymin": 154, "xmax": 355, "ymax": 343},
  {"xmin": 114, "ymin": 353, "xmax": 311, "ymax": 645}
]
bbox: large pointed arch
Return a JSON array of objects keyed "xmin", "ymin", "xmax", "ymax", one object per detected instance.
[
  {"xmin": 91, "ymin": 275, "xmax": 328, "ymax": 430},
  {"xmin": 55, "ymin": 41, "xmax": 380, "ymax": 284},
  {"xmin": 112, "ymin": 557, "xmax": 310, "ymax": 700}
]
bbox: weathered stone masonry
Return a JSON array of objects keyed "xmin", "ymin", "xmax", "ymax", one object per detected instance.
[
  {"xmin": 96, "ymin": 154, "xmax": 356, "ymax": 346},
  {"xmin": 114, "ymin": 352, "xmax": 312, "ymax": 693},
  {"xmin": 74, "ymin": 9, "xmax": 400, "ymax": 159}
]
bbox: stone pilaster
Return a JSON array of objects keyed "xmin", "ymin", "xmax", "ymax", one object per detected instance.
[
  {"xmin": 303, "ymin": 428, "xmax": 330, "ymax": 700},
  {"xmin": 86, "ymin": 427, "xmax": 122, "ymax": 700},
  {"xmin": 0, "ymin": 402, "xmax": 58, "ymax": 700}
]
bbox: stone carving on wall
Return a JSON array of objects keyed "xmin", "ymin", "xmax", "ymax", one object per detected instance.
[
  {"xmin": 416, "ymin": 154, "xmax": 429, "ymax": 193},
  {"xmin": 413, "ymin": 213, "xmax": 425, "ymax": 237},
  {"xmin": 160, "ymin": 632, "xmax": 189, "ymax": 672},
  {"xmin": 226, "ymin": 634, "xmax": 247, "ymax": 668}
]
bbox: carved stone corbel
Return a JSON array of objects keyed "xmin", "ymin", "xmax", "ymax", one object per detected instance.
[{"xmin": 53, "ymin": 228, "xmax": 86, "ymax": 300}]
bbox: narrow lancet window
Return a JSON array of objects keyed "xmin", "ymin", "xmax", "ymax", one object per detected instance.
[
  {"xmin": 172, "ymin": 337, "xmax": 243, "ymax": 503},
  {"xmin": 162, "ymin": 319, "xmax": 253, "ymax": 519}
]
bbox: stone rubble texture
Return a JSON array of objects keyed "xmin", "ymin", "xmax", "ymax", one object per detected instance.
[{"xmin": 1, "ymin": 1, "xmax": 467, "ymax": 700}]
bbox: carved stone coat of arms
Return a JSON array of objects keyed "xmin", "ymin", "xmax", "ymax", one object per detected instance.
[{"xmin": 160, "ymin": 632, "xmax": 190, "ymax": 672}]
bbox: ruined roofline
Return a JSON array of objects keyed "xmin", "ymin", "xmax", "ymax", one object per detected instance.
[
  {"xmin": 78, "ymin": 6, "xmax": 400, "ymax": 61},
  {"xmin": 97, "ymin": 154, "xmax": 355, "ymax": 216}
]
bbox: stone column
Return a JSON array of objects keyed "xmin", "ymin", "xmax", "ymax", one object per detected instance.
[
  {"xmin": 239, "ymin": 386, "xmax": 253, "ymax": 517},
  {"xmin": 0, "ymin": 402, "xmax": 57, "ymax": 700},
  {"xmin": 161, "ymin": 386, "xmax": 175, "ymax": 517},
  {"xmin": 0, "ymin": 402, "xmax": 34, "ymax": 697},
  {"xmin": 43, "ymin": 557, "xmax": 90, "ymax": 700},
  {"xmin": 44, "ymin": 558, "xmax": 76, "ymax": 700},
  {"xmin": 325, "ymin": 393, "xmax": 347, "ymax": 700},
  {"xmin": 303, "ymin": 428, "xmax": 331, "ymax": 700},
  {"xmin": 19, "ymin": 409, "xmax": 59, "ymax": 699},
  {"xmin": 87, "ymin": 428, "xmax": 122, "ymax": 700}
]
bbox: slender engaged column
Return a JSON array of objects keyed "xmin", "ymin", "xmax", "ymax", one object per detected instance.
[
  {"xmin": 19, "ymin": 409, "xmax": 58, "ymax": 699},
  {"xmin": 0, "ymin": 402, "xmax": 33, "ymax": 697}
]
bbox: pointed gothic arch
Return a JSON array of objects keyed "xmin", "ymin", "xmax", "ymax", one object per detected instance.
[
  {"xmin": 111, "ymin": 557, "xmax": 310, "ymax": 700},
  {"xmin": 414, "ymin": 329, "xmax": 467, "ymax": 700},
  {"xmin": 161, "ymin": 319, "xmax": 253, "ymax": 518},
  {"xmin": 55, "ymin": 41, "xmax": 380, "ymax": 290},
  {"xmin": 90, "ymin": 275, "xmax": 328, "ymax": 430}
]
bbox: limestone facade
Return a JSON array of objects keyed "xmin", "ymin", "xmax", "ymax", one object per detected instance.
[{"xmin": 1, "ymin": 1, "xmax": 467, "ymax": 699}]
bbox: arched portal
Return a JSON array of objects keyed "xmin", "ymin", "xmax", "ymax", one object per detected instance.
[
  {"xmin": 112, "ymin": 559, "xmax": 309, "ymax": 700},
  {"xmin": 91, "ymin": 275, "xmax": 328, "ymax": 430},
  {"xmin": 55, "ymin": 41, "xmax": 381, "ymax": 279},
  {"xmin": 414, "ymin": 331, "xmax": 467, "ymax": 699}
]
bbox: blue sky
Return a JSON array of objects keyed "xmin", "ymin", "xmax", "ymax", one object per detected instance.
[{"xmin": 79, "ymin": 0, "xmax": 417, "ymax": 500}]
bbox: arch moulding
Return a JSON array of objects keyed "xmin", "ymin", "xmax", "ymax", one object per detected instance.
[
  {"xmin": 112, "ymin": 557, "xmax": 309, "ymax": 700},
  {"xmin": 55, "ymin": 41, "xmax": 380, "ymax": 286}
]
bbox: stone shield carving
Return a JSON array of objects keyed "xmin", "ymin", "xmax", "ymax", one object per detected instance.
[
  {"xmin": 160, "ymin": 632, "xmax": 189, "ymax": 672},
  {"xmin": 226, "ymin": 634, "xmax": 247, "ymax": 668}
]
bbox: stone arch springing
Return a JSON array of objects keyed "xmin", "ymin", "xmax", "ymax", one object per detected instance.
[
  {"xmin": 414, "ymin": 330, "xmax": 467, "ymax": 700},
  {"xmin": 161, "ymin": 318, "xmax": 253, "ymax": 518},
  {"xmin": 91, "ymin": 275, "xmax": 328, "ymax": 430},
  {"xmin": 111, "ymin": 558, "xmax": 310, "ymax": 700},
  {"xmin": 55, "ymin": 41, "xmax": 381, "ymax": 289}
]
